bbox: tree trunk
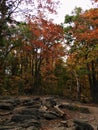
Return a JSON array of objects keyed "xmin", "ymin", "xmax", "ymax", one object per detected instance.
[
  {"xmin": 86, "ymin": 61, "xmax": 98, "ymax": 103},
  {"xmin": 86, "ymin": 62, "xmax": 94, "ymax": 96},
  {"xmin": 91, "ymin": 60, "xmax": 98, "ymax": 103},
  {"xmin": 33, "ymin": 57, "xmax": 42, "ymax": 94},
  {"xmin": 74, "ymin": 71, "xmax": 81, "ymax": 101}
]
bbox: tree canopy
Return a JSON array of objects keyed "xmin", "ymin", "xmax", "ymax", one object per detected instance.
[{"xmin": 0, "ymin": 0, "xmax": 98, "ymax": 103}]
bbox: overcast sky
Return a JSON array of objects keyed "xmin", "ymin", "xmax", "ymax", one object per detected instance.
[
  {"xmin": 16, "ymin": 0, "xmax": 94, "ymax": 24},
  {"xmin": 52, "ymin": 0, "xmax": 93, "ymax": 24}
]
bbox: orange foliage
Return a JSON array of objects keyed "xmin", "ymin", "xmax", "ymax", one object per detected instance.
[
  {"xmin": 28, "ymin": 17, "xmax": 64, "ymax": 54},
  {"xmin": 73, "ymin": 9, "xmax": 98, "ymax": 44},
  {"xmin": 23, "ymin": 45, "xmax": 33, "ymax": 51}
]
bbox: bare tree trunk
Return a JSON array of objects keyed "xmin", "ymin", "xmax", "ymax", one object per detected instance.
[{"xmin": 74, "ymin": 71, "xmax": 81, "ymax": 101}]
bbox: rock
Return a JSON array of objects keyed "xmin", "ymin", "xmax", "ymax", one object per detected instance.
[
  {"xmin": 0, "ymin": 96, "xmax": 12, "ymax": 100},
  {"xmin": 0, "ymin": 126, "xmax": 22, "ymax": 130},
  {"xmin": 43, "ymin": 111, "xmax": 59, "ymax": 120},
  {"xmin": 0, "ymin": 111, "xmax": 12, "ymax": 116},
  {"xmin": 22, "ymin": 119, "xmax": 41, "ymax": 127},
  {"xmin": 33, "ymin": 97, "xmax": 41, "ymax": 102},
  {"xmin": 0, "ymin": 103, "xmax": 14, "ymax": 110},
  {"xmin": 11, "ymin": 114, "xmax": 37, "ymax": 122},
  {"xmin": 40, "ymin": 105, "xmax": 48, "ymax": 111},
  {"xmin": 42, "ymin": 97, "xmax": 57, "ymax": 108},
  {"xmin": 7, "ymin": 98, "xmax": 20, "ymax": 106},
  {"xmin": 51, "ymin": 126, "xmax": 65, "ymax": 130},
  {"xmin": 0, "ymin": 96, "xmax": 97, "ymax": 130},
  {"xmin": 60, "ymin": 120, "xmax": 74, "ymax": 128},
  {"xmin": 17, "ymin": 108, "xmax": 41, "ymax": 119},
  {"xmin": 0, "ymin": 96, "xmax": 20, "ymax": 106},
  {"xmin": 22, "ymin": 99, "xmax": 42, "ymax": 108},
  {"xmin": 11, "ymin": 106, "xmax": 41, "ymax": 130},
  {"xmin": 26, "ymin": 126, "xmax": 40, "ymax": 130},
  {"xmin": 73, "ymin": 119, "xmax": 94, "ymax": 130},
  {"xmin": 20, "ymin": 119, "xmax": 41, "ymax": 129}
]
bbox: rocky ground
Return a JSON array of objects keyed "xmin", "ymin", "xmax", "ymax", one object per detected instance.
[{"xmin": 0, "ymin": 96, "xmax": 98, "ymax": 130}]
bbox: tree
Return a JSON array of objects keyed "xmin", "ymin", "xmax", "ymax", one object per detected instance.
[
  {"xmin": 64, "ymin": 8, "xmax": 98, "ymax": 102},
  {"xmin": 63, "ymin": 7, "xmax": 83, "ymax": 100},
  {"xmin": 23, "ymin": 16, "xmax": 64, "ymax": 93},
  {"xmin": 0, "ymin": 0, "xmax": 62, "ymax": 95},
  {"xmin": 73, "ymin": 8, "xmax": 98, "ymax": 102},
  {"xmin": 0, "ymin": 0, "xmax": 29, "ymax": 87}
]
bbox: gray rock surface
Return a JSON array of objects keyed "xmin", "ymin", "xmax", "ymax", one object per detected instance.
[{"xmin": 0, "ymin": 96, "xmax": 97, "ymax": 130}]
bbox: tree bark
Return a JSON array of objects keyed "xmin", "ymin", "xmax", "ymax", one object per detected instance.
[
  {"xmin": 91, "ymin": 60, "xmax": 98, "ymax": 103},
  {"xmin": 74, "ymin": 71, "xmax": 81, "ymax": 101},
  {"xmin": 33, "ymin": 55, "xmax": 43, "ymax": 94}
]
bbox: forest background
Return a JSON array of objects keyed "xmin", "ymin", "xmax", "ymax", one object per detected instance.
[{"xmin": 0, "ymin": 0, "xmax": 98, "ymax": 103}]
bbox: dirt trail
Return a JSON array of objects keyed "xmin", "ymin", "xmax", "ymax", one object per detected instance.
[
  {"xmin": 86, "ymin": 105, "xmax": 98, "ymax": 124},
  {"xmin": 59, "ymin": 99, "xmax": 98, "ymax": 122},
  {"xmin": 67, "ymin": 101, "xmax": 98, "ymax": 124}
]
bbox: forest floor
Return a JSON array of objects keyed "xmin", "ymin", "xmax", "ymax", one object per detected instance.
[
  {"xmin": 40, "ymin": 97, "xmax": 98, "ymax": 129},
  {"xmin": 0, "ymin": 95, "xmax": 98, "ymax": 130}
]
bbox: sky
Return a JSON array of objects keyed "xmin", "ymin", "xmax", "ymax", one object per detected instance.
[
  {"xmin": 15, "ymin": 0, "xmax": 94, "ymax": 24},
  {"xmin": 52, "ymin": 0, "xmax": 93, "ymax": 24}
]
